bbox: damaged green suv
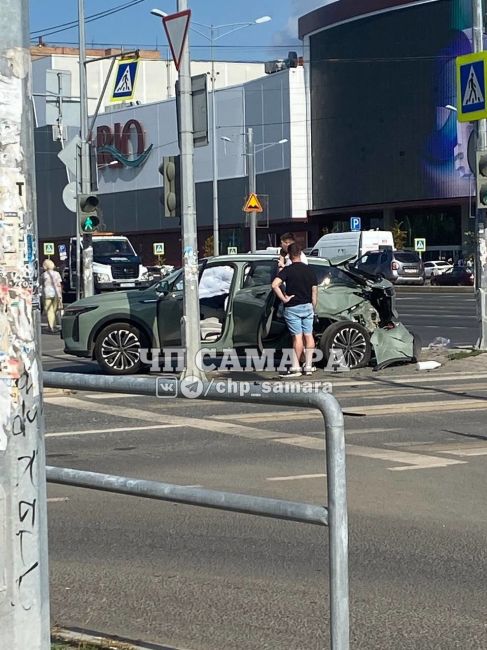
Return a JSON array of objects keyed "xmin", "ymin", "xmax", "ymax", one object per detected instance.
[{"xmin": 61, "ymin": 254, "xmax": 420, "ymax": 375}]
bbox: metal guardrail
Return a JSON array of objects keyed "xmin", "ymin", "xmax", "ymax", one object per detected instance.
[{"xmin": 43, "ymin": 371, "xmax": 349, "ymax": 650}]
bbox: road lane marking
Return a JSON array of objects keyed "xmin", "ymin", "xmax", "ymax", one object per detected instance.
[
  {"xmin": 266, "ymin": 473, "xmax": 326, "ymax": 482},
  {"xmin": 273, "ymin": 437, "xmax": 467, "ymax": 469},
  {"xmin": 46, "ymin": 423, "xmax": 184, "ymax": 438},
  {"xmin": 345, "ymin": 444, "xmax": 467, "ymax": 471},
  {"xmin": 42, "ymin": 395, "xmax": 475, "ymax": 471}
]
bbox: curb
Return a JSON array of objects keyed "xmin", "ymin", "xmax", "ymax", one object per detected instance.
[
  {"xmin": 52, "ymin": 627, "xmax": 188, "ymax": 650},
  {"xmin": 395, "ymin": 285, "xmax": 474, "ymax": 293}
]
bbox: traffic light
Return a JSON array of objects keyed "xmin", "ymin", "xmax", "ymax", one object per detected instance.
[
  {"xmin": 78, "ymin": 193, "xmax": 100, "ymax": 233},
  {"xmin": 477, "ymin": 151, "xmax": 487, "ymax": 209},
  {"xmin": 159, "ymin": 156, "xmax": 180, "ymax": 217}
]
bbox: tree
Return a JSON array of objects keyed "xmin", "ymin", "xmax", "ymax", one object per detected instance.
[
  {"xmin": 391, "ymin": 220, "xmax": 407, "ymax": 250},
  {"xmin": 203, "ymin": 235, "xmax": 214, "ymax": 258}
]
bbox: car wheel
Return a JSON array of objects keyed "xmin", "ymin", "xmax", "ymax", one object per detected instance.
[
  {"xmin": 94, "ymin": 322, "xmax": 147, "ymax": 375},
  {"xmin": 320, "ymin": 321, "xmax": 371, "ymax": 369}
]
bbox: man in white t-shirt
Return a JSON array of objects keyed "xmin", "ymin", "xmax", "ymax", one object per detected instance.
[{"xmin": 278, "ymin": 232, "xmax": 308, "ymax": 269}]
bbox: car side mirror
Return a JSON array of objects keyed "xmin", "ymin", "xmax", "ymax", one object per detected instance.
[{"xmin": 156, "ymin": 280, "xmax": 170, "ymax": 294}]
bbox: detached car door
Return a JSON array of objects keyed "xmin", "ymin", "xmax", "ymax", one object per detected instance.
[{"xmin": 232, "ymin": 259, "xmax": 278, "ymax": 348}]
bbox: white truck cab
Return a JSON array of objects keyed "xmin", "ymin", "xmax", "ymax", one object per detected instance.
[{"xmin": 69, "ymin": 235, "xmax": 150, "ymax": 292}]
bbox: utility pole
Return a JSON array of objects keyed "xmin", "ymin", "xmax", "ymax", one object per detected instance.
[
  {"xmin": 210, "ymin": 27, "xmax": 220, "ymax": 256},
  {"xmin": 78, "ymin": 0, "xmax": 94, "ymax": 297},
  {"xmin": 472, "ymin": 0, "xmax": 487, "ymax": 348},
  {"xmin": 177, "ymin": 0, "xmax": 205, "ymax": 380},
  {"xmin": 247, "ymin": 127, "xmax": 257, "ymax": 253},
  {"xmin": 0, "ymin": 1, "xmax": 50, "ymax": 647}
]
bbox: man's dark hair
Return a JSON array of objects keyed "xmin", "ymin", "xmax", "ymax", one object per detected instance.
[
  {"xmin": 280, "ymin": 232, "xmax": 295, "ymax": 242},
  {"xmin": 287, "ymin": 243, "xmax": 302, "ymax": 259}
]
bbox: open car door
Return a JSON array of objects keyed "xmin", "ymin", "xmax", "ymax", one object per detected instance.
[{"xmin": 232, "ymin": 260, "xmax": 279, "ymax": 349}]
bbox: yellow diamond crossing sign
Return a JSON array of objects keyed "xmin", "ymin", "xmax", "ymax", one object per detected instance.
[{"xmin": 243, "ymin": 193, "xmax": 263, "ymax": 213}]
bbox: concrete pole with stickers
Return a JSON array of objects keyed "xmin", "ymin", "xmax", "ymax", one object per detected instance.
[{"xmin": 0, "ymin": 1, "xmax": 51, "ymax": 647}]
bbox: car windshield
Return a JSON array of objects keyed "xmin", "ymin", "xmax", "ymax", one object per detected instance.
[{"xmin": 93, "ymin": 239, "xmax": 136, "ymax": 257}]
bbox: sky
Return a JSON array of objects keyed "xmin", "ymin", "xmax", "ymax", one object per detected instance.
[{"xmin": 29, "ymin": 0, "xmax": 325, "ymax": 62}]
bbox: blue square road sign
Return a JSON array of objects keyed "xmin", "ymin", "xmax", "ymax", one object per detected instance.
[{"xmin": 350, "ymin": 216, "xmax": 361, "ymax": 232}]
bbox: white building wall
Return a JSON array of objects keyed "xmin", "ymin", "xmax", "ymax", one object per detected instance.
[
  {"xmin": 32, "ymin": 51, "xmax": 266, "ymax": 126},
  {"xmin": 289, "ymin": 66, "xmax": 309, "ymax": 220}
]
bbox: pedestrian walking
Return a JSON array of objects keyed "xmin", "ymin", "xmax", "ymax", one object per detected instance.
[
  {"xmin": 40, "ymin": 259, "xmax": 63, "ymax": 333},
  {"xmin": 272, "ymin": 243, "xmax": 318, "ymax": 377},
  {"xmin": 278, "ymin": 232, "xmax": 308, "ymax": 269}
]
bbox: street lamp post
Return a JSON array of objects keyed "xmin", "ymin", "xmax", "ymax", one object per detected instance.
[
  {"xmin": 245, "ymin": 128, "xmax": 288, "ymax": 252},
  {"xmin": 190, "ymin": 16, "xmax": 271, "ymax": 256}
]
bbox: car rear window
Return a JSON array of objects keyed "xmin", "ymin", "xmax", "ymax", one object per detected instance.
[{"xmin": 395, "ymin": 252, "xmax": 420, "ymax": 263}]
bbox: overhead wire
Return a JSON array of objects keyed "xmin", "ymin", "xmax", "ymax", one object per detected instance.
[{"xmin": 31, "ymin": 0, "xmax": 147, "ymax": 39}]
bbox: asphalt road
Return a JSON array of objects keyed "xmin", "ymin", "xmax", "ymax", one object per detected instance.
[
  {"xmin": 44, "ymin": 365, "xmax": 487, "ymax": 650},
  {"xmin": 396, "ymin": 289, "xmax": 477, "ymax": 347}
]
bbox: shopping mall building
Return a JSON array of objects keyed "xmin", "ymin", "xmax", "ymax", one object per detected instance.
[
  {"xmin": 299, "ymin": 0, "xmax": 476, "ymax": 261},
  {"xmin": 35, "ymin": 0, "xmax": 477, "ymax": 265}
]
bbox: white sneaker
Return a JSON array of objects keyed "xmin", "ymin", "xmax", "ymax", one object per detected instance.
[
  {"xmin": 302, "ymin": 365, "xmax": 317, "ymax": 376},
  {"xmin": 279, "ymin": 368, "xmax": 302, "ymax": 378}
]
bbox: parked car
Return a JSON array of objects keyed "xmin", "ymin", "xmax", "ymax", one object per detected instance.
[
  {"xmin": 355, "ymin": 250, "xmax": 425, "ymax": 285},
  {"xmin": 423, "ymin": 260, "xmax": 452, "ymax": 279},
  {"xmin": 61, "ymin": 255, "xmax": 419, "ymax": 375},
  {"xmin": 430, "ymin": 267, "xmax": 474, "ymax": 286}
]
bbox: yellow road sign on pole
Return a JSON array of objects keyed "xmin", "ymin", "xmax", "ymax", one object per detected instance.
[
  {"xmin": 456, "ymin": 51, "xmax": 487, "ymax": 122},
  {"xmin": 243, "ymin": 193, "xmax": 263, "ymax": 213}
]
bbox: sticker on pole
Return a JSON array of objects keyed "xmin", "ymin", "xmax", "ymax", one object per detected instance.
[
  {"xmin": 456, "ymin": 52, "xmax": 487, "ymax": 122},
  {"xmin": 243, "ymin": 193, "xmax": 263, "ymax": 213},
  {"xmin": 162, "ymin": 10, "xmax": 191, "ymax": 71},
  {"xmin": 111, "ymin": 58, "xmax": 139, "ymax": 102}
]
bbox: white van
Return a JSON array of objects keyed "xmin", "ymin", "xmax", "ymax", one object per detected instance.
[{"xmin": 311, "ymin": 230, "xmax": 394, "ymax": 263}]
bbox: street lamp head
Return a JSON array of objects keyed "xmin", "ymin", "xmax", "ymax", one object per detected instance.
[
  {"xmin": 278, "ymin": 138, "xmax": 288, "ymax": 145},
  {"xmin": 255, "ymin": 16, "xmax": 271, "ymax": 24},
  {"xmin": 150, "ymin": 8, "xmax": 168, "ymax": 18},
  {"xmin": 445, "ymin": 104, "xmax": 458, "ymax": 112},
  {"xmin": 220, "ymin": 136, "xmax": 232, "ymax": 142}
]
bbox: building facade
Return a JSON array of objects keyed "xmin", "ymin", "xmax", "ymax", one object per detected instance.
[
  {"xmin": 35, "ymin": 65, "xmax": 311, "ymax": 266},
  {"xmin": 299, "ymin": 0, "xmax": 476, "ymax": 261}
]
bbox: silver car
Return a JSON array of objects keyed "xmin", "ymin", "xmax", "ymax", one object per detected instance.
[{"xmin": 356, "ymin": 250, "xmax": 425, "ymax": 285}]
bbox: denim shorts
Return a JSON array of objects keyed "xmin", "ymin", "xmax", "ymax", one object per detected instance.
[{"xmin": 283, "ymin": 303, "xmax": 314, "ymax": 336}]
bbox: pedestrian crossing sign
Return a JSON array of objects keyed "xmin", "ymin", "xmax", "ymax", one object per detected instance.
[
  {"xmin": 456, "ymin": 52, "xmax": 487, "ymax": 122},
  {"xmin": 111, "ymin": 58, "xmax": 139, "ymax": 102},
  {"xmin": 414, "ymin": 238, "xmax": 426, "ymax": 252},
  {"xmin": 153, "ymin": 242, "xmax": 165, "ymax": 256}
]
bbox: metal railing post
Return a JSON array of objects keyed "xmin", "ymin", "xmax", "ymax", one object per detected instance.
[{"xmin": 43, "ymin": 372, "xmax": 349, "ymax": 649}]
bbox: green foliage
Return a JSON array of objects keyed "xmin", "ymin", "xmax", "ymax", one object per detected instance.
[{"xmin": 391, "ymin": 220, "xmax": 407, "ymax": 250}]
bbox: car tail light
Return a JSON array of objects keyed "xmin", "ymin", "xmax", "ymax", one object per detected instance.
[{"xmin": 391, "ymin": 261, "xmax": 399, "ymax": 271}]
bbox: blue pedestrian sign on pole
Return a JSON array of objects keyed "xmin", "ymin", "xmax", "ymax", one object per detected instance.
[
  {"xmin": 456, "ymin": 52, "xmax": 487, "ymax": 122},
  {"xmin": 350, "ymin": 216, "xmax": 361, "ymax": 232},
  {"xmin": 111, "ymin": 58, "xmax": 139, "ymax": 102}
]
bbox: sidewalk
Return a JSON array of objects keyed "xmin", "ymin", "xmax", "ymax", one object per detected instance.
[{"xmin": 207, "ymin": 348, "xmax": 487, "ymax": 383}]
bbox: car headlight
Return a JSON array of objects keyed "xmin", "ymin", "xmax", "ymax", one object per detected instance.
[
  {"xmin": 141, "ymin": 271, "xmax": 149, "ymax": 280},
  {"xmin": 95, "ymin": 273, "xmax": 111, "ymax": 283},
  {"xmin": 63, "ymin": 305, "xmax": 99, "ymax": 317}
]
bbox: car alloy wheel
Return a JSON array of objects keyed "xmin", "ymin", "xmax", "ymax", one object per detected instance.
[
  {"xmin": 95, "ymin": 323, "xmax": 146, "ymax": 375},
  {"xmin": 320, "ymin": 321, "xmax": 371, "ymax": 369}
]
